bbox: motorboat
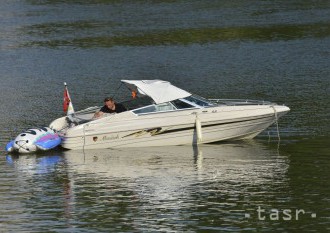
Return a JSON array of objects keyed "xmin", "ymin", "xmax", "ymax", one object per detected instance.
[{"xmin": 49, "ymin": 80, "xmax": 290, "ymax": 150}]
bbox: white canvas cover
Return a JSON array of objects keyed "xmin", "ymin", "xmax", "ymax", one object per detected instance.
[{"xmin": 121, "ymin": 80, "xmax": 191, "ymax": 104}]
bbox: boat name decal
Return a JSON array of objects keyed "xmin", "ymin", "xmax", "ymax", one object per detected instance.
[{"xmin": 102, "ymin": 135, "xmax": 119, "ymax": 141}]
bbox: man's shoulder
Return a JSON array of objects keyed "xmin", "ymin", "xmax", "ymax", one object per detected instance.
[
  {"xmin": 116, "ymin": 102, "xmax": 125, "ymax": 107},
  {"xmin": 115, "ymin": 103, "xmax": 127, "ymax": 112},
  {"xmin": 100, "ymin": 105, "xmax": 112, "ymax": 113}
]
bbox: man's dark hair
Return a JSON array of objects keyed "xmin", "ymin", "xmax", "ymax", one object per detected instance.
[{"xmin": 104, "ymin": 97, "xmax": 114, "ymax": 102}]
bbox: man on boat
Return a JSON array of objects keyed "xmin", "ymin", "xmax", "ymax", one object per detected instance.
[{"xmin": 93, "ymin": 97, "xmax": 127, "ymax": 118}]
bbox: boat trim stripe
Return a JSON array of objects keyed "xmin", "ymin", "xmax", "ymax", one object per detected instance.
[{"xmin": 155, "ymin": 115, "xmax": 274, "ymax": 136}]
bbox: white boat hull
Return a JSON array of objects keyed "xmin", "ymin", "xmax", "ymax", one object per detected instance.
[{"xmin": 54, "ymin": 105, "xmax": 289, "ymax": 150}]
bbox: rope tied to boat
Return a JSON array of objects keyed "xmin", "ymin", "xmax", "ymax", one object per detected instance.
[{"xmin": 271, "ymin": 105, "xmax": 281, "ymax": 141}]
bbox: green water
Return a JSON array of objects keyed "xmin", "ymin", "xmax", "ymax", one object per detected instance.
[{"xmin": 0, "ymin": 0, "xmax": 329, "ymax": 232}]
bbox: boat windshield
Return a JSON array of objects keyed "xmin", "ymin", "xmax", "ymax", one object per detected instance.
[
  {"xmin": 127, "ymin": 94, "xmax": 212, "ymax": 115},
  {"xmin": 171, "ymin": 99, "xmax": 195, "ymax": 109},
  {"xmin": 182, "ymin": 95, "xmax": 213, "ymax": 107},
  {"xmin": 132, "ymin": 102, "xmax": 177, "ymax": 115}
]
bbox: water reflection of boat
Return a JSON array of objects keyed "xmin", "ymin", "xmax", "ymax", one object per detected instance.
[
  {"xmin": 5, "ymin": 142, "xmax": 289, "ymax": 226},
  {"xmin": 61, "ymin": 142, "xmax": 288, "ymax": 184},
  {"xmin": 6, "ymin": 142, "xmax": 288, "ymax": 183}
]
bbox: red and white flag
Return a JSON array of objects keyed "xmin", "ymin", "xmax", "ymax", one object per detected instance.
[{"xmin": 63, "ymin": 82, "xmax": 75, "ymax": 115}]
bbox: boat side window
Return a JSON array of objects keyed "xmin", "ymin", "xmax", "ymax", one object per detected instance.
[{"xmin": 171, "ymin": 99, "xmax": 195, "ymax": 109}]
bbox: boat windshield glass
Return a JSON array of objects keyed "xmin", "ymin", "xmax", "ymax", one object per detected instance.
[
  {"xmin": 183, "ymin": 95, "xmax": 213, "ymax": 107},
  {"xmin": 171, "ymin": 99, "xmax": 195, "ymax": 109},
  {"xmin": 133, "ymin": 102, "xmax": 177, "ymax": 115}
]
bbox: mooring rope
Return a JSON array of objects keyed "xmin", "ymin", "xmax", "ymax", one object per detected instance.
[{"xmin": 271, "ymin": 105, "xmax": 281, "ymax": 141}]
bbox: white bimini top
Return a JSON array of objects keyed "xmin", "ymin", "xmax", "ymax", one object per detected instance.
[{"xmin": 121, "ymin": 80, "xmax": 191, "ymax": 104}]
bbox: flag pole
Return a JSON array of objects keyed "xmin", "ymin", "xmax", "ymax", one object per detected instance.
[{"xmin": 63, "ymin": 82, "xmax": 75, "ymax": 116}]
